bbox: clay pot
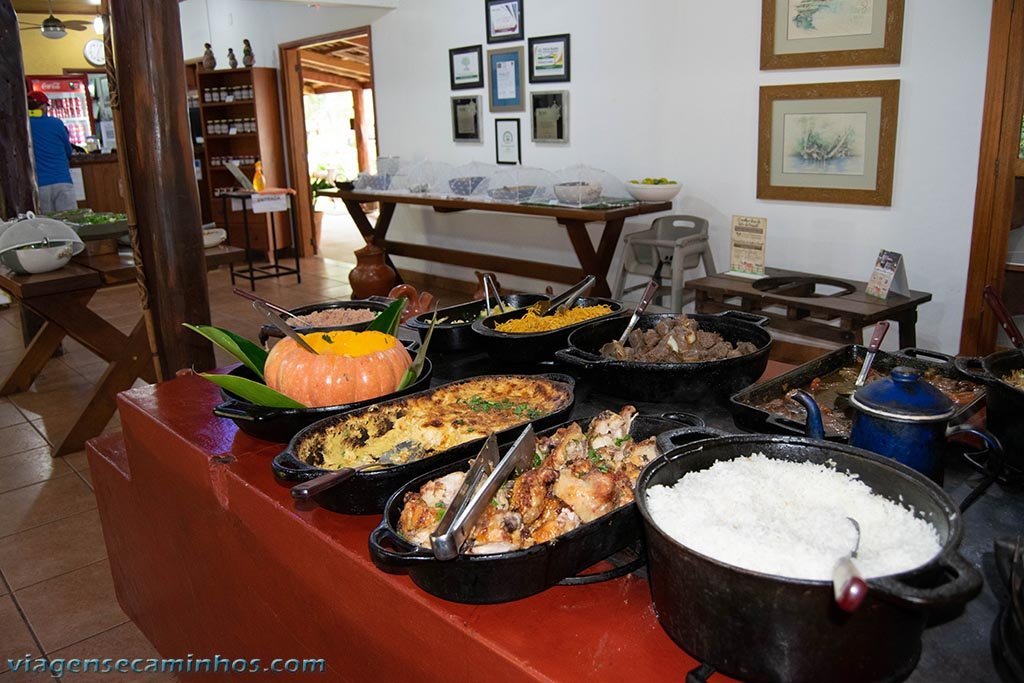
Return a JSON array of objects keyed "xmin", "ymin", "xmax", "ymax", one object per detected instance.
[
  {"xmin": 349, "ymin": 239, "xmax": 396, "ymax": 298},
  {"xmin": 388, "ymin": 284, "xmax": 435, "ymax": 322}
]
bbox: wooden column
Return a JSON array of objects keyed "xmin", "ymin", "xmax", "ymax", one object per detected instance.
[
  {"xmin": 352, "ymin": 87, "xmax": 370, "ymax": 173},
  {"xmin": 0, "ymin": 0, "xmax": 37, "ymax": 218},
  {"xmin": 106, "ymin": 0, "xmax": 214, "ymax": 377}
]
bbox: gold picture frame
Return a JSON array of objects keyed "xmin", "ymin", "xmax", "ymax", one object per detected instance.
[
  {"xmin": 756, "ymin": 80, "xmax": 900, "ymax": 206},
  {"xmin": 761, "ymin": 0, "xmax": 905, "ymax": 70}
]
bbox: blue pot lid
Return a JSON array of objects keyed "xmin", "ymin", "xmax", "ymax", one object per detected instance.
[{"xmin": 850, "ymin": 366, "xmax": 955, "ymax": 422}]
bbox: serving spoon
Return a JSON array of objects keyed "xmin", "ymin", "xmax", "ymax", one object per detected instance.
[
  {"xmin": 617, "ymin": 279, "xmax": 661, "ymax": 345},
  {"xmin": 291, "ymin": 447, "xmax": 430, "ymax": 500},
  {"xmin": 834, "ymin": 321, "xmax": 889, "ymax": 412},
  {"xmin": 251, "ymin": 300, "xmax": 319, "ymax": 355},
  {"xmin": 833, "ymin": 516, "xmax": 868, "ymax": 613},
  {"xmin": 983, "ymin": 285, "xmax": 1024, "ymax": 351}
]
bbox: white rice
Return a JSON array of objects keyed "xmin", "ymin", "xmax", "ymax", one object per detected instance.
[{"xmin": 645, "ymin": 453, "xmax": 942, "ymax": 580}]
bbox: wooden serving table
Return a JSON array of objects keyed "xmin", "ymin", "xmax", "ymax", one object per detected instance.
[
  {"xmin": 323, "ymin": 189, "xmax": 672, "ymax": 297},
  {"xmin": 0, "ymin": 245, "xmax": 244, "ymax": 456},
  {"xmin": 687, "ymin": 267, "xmax": 933, "ymax": 347},
  {"xmin": 85, "ymin": 350, "xmax": 1017, "ymax": 681}
]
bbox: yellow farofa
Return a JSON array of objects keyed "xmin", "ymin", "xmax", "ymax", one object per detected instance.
[{"xmin": 495, "ymin": 304, "xmax": 613, "ymax": 334}]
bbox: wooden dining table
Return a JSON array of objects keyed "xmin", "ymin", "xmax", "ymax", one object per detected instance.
[
  {"xmin": 323, "ymin": 188, "xmax": 672, "ymax": 297},
  {"xmin": 0, "ymin": 244, "xmax": 244, "ymax": 456}
]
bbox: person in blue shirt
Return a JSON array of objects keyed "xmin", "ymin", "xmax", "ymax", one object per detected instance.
[{"xmin": 27, "ymin": 91, "xmax": 76, "ymax": 214}]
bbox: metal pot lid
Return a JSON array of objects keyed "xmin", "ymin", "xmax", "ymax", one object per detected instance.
[{"xmin": 850, "ymin": 366, "xmax": 955, "ymax": 422}]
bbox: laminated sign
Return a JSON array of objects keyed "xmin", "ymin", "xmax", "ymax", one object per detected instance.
[
  {"xmin": 865, "ymin": 249, "xmax": 909, "ymax": 299},
  {"xmin": 729, "ymin": 215, "xmax": 767, "ymax": 277},
  {"xmin": 250, "ymin": 193, "xmax": 289, "ymax": 214}
]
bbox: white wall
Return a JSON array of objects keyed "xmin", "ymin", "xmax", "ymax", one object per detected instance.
[
  {"xmin": 368, "ymin": 0, "xmax": 992, "ymax": 353},
  {"xmin": 178, "ymin": 0, "xmax": 391, "ymax": 67}
]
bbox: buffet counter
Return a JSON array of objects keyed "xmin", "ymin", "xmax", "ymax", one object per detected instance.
[
  {"xmin": 69, "ymin": 152, "xmax": 125, "ymax": 214},
  {"xmin": 86, "ymin": 348, "xmax": 1020, "ymax": 681}
]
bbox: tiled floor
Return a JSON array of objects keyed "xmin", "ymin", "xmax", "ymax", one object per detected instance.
[{"xmin": 0, "ymin": 231, "xmax": 470, "ymax": 680}]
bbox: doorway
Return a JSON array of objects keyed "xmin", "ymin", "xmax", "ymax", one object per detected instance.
[{"xmin": 280, "ymin": 28, "xmax": 377, "ymax": 259}]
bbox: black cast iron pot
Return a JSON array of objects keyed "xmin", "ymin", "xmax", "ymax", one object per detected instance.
[
  {"xmin": 635, "ymin": 432, "xmax": 982, "ymax": 683},
  {"xmin": 271, "ymin": 373, "xmax": 576, "ymax": 515},
  {"xmin": 470, "ymin": 297, "xmax": 625, "ymax": 365},
  {"xmin": 368, "ymin": 413, "xmax": 699, "ymax": 603},
  {"xmin": 257, "ymin": 297, "xmax": 392, "ymax": 346},
  {"xmin": 554, "ymin": 310, "xmax": 771, "ymax": 403},
  {"xmin": 213, "ymin": 340, "xmax": 432, "ymax": 443},
  {"xmin": 406, "ymin": 294, "xmax": 548, "ymax": 353},
  {"xmin": 956, "ymin": 350, "xmax": 1024, "ymax": 476}
]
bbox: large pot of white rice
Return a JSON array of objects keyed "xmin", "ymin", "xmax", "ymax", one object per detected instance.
[{"xmin": 635, "ymin": 433, "xmax": 981, "ymax": 683}]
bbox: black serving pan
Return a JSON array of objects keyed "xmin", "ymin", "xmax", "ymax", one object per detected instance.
[
  {"xmin": 368, "ymin": 413, "xmax": 695, "ymax": 604},
  {"xmin": 271, "ymin": 373, "xmax": 576, "ymax": 515},
  {"xmin": 955, "ymin": 349, "xmax": 1024, "ymax": 476},
  {"xmin": 257, "ymin": 297, "xmax": 392, "ymax": 346},
  {"xmin": 731, "ymin": 345, "xmax": 986, "ymax": 442},
  {"xmin": 470, "ymin": 296, "xmax": 625, "ymax": 365},
  {"xmin": 405, "ymin": 294, "xmax": 548, "ymax": 353},
  {"xmin": 554, "ymin": 310, "xmax": 772, "ymax": 403},
  {"xmin": 213, "ymin": 339, "xmax": 432, "ymax": 443}
]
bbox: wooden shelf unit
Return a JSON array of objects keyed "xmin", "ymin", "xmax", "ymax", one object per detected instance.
[{"xmin": 197, "ymin": 66, "xmax": 289, "ymax": 256}]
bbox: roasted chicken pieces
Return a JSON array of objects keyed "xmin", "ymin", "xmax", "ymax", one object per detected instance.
[{"xmin": 398, "ymin": 407, "xmax": 657, "ymax": 554}]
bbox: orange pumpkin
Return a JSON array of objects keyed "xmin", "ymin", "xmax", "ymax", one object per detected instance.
[{"xmin": 263, "ymin": 330, "xmax": 412, "ymax": 407}]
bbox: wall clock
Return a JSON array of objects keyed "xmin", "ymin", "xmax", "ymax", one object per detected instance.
[{"xmin": 84, "ymin": 39, "xmax": 106, "ymax": 67}]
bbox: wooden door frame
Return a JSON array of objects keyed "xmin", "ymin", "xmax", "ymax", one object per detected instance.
[
  {"xmin": 959, "ymin": 0, "xmax": 1024, "ymax": 354},
  {"xmin": 279, "ymin": 26, "xmax": 377, "ymax": 258}
]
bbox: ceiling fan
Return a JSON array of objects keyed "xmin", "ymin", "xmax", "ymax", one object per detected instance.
[{"xmin": 19, "ymin": 1, "xmax": 90, "ymax": 39}]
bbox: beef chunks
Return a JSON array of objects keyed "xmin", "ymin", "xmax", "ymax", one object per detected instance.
[{"xmin": 598, "ymin": 315, "xmax": 757, "ymax": 363}]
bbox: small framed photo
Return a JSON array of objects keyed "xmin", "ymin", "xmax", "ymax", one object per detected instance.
[
  {"xmin": 487, "ymin": 46, "xmax": 525, "ymax": 112},
  {"xmin": 449, "ymin": 45, "xmax": 483, "ymax": 90},
  {"xmin": 757, "ymin": 80, "xmax": 900, "ymax": 206},
  {"xmin": 761, "ymin": 0, "xmax": 905, "ymax": 69},
  {"xmin": 528, "ymin": 34, "xmax": 570, "ymax": 83},
  {"xmin": 531, "ymin": 90, "xmax": 567, "ymax": 143},
  {"xmin": 451, "ymin": 95, "xmax": 482, "ymax": 142},
  {"xmin": 495, "ymin": 118, "xmax": 521, "ymax": 165},
  {"xmin": 485, "ymin": 0, "xmax": 523, "ymax": 44}
]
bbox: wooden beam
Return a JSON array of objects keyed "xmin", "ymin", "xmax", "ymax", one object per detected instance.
[
  {"xmin": 280, "ymin": 45, "xmax": 316, "ymax": 257},
  {"xmin": 299, "ymin": 50, "xmax": 370, "ymax": 79},
  {"xmin": 0, "ymin": 0, "xmax": 37, "ymax": 218},
  {"xmin": 300, "ymin": 66, "xmax": 367, "ymax": 90},
  {"xmin": 107, "ymin": 0, "xmax": 214, "ymax": 377},
  {"xmin": 352, "ymin": 87, "xmax": 369, "ymax": 173}
]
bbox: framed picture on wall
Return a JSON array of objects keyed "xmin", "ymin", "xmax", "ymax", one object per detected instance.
[
  {"xmin": 756, "ymin": 80, "xmax": 900, "ymax": 206},
  {"xmin": 495, "ymin": 118, "xmax": 521, "ymax": 164},
  {"xmin": 760, "ymin": 0, "xmax": 905, "ymax": 69},
  {"xmin": 487, "ymin": 46, "xmax": 525, "ymax": 112},
  {"xmin": 451, "ymin": 95, "xmax": 482, "ymax": 142},
  {"xmin": 528, "ymin": 34, "xmax": 570, "ymax": 83},
  {"xmin": 485, "ymin": 0, "xmax": 524, "ymax": 43},
  {"xmin": 449, "ymin": 45, "xmax": 483, "ymax": 90},
  {"xmin": 531, "ymin": 90, "xmax": 568, "ymax": 143}
]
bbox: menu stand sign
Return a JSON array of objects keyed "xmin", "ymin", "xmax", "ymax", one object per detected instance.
[
  {"xmin": 865, "ymin": 249, "xmax": 910, "ymax": 299},
  {"xmin": 728, "ymin": 215, "xmax": 767, "ymax": 278}
]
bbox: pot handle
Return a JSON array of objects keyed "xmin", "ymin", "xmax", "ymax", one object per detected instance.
[
  {"xmin": 718, "ymin": 310, "xmax": 771, "ymax": 327},
  {"xmin": 953, "ymin": 356, "xmax": 995, "ymax": 382},
  {"xmin": 658, "ymin": 412, "xmax": 706, "ymax": 428},
  {"xmin": 658, "ymin": 426, "xmax": 730, "ymax": 455},
  {"xmin": 947, "ymin": 424, "xmax": 1005, "ymax": 512},
  {"xmin": 870, "ymin": 551, "xmax": 982, "ymax": 610},
  {"xmin": 558, "ymin": 552, "xmax": 646, "ymax": 586},
  {"xmin": 893, "ymin": 347, "xmax": 955, "ymax": 367},
  {"xmin": 553, "ymin": 347, "xmax": 604, "ymax": 369},
  {"xmin": 763, "ymin": 413, "xmax": 809, "ymax": 437},
  {"xmin": 213, "ymin": 400, "xmax": 263, "ymax": 423},
  {"xmin": 368, "ymin": 523, "xmax": 430, "ymax": 571}
]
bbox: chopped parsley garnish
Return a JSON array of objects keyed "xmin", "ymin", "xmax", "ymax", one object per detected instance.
[
  {"xmin": 490, "ymin": 497, "xmax": 499, "ymax": 508},
  {"xmin": 532, "ymin": 451, "xmax": 543, "ymax": 468},
  {"xmin": 614, "ymin": 435, "xmax": 631, "ymax": 446},
  {"xmin": 588, "ymin": 448, "xmax": 611, "ymax": 473},
  {"xmin": 321, "ymin": 333, "xmax": 333, "ymax": 343},
  {"xmin": 459, "ymin": 395, "xmax": 542, "ymax": 419},
  {"xmin": 434, "ymin": 501, "xmax": 446, "ymax": 522}
]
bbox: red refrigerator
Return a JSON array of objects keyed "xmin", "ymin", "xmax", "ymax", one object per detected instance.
[{"xmin": 26, "ymin": 74, "xmax": 95, "ymax": 147}]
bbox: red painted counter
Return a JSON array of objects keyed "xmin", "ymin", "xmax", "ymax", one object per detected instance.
[{"xmin": 87, "ymin": 367, "xmax": 795, "ymax": 681}]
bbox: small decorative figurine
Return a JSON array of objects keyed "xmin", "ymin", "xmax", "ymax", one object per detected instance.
[
  {"xmin": 242, "ymin": 39, "xmax": 255, "ymax": 67},
  {"xmin": 227, "ymin": 48, "xmax": 238, "ymax": 69},
  {"xmin": 201, "ymin": 43, "xmax": 216, "ymax": 71}
]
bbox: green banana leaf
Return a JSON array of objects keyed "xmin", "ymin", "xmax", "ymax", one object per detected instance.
[
  {"xmin": 365, "ymin": 298, "xmax": 406, "ymax": 337},
  {"xmin": 397, "ymin": 310, "xmax": 436, "ymax": 391},
  {"xmin": 184, "ymin": 324, "xmax": 268, "ymax": 379},
  {"xmin": 199, "ymin": 373, "xmax": 306, "ymax": 409}
]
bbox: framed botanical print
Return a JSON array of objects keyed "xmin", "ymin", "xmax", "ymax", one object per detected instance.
[
  {"xmin": 531, "ymin": 91, "xmax": 567, "ymax": 143},
  {"xmin": 485, "ymin": 0, "xmax": 523, "ymax": 44},
  {"xmin": 449, "ymin": 45, "xmax": 483, "ymax": 90},
  {"xmin": 756, "ymin": 80, "xmax": 900, "ymax": 206},
  {"xmin": 761, "ymin": 0, "xmax": 905, "ymax": 69},
  {"xmin": 451, "ymin": 95, "xmax": 482, "ymax": 142},
  {"xmin": 528, "ymin": 34, "xmax": 570, "ymax": 83},
  {"xmin": 487, "ymin": 46, "xmax": 525, "ymax": 112},
  {"xmin": 495, "ymin": 118, "xmax": 521, "ymax": 164}
]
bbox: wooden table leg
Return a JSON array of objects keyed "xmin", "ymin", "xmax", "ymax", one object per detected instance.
[
  {"xmin": 53, "ymin": 319, "xmax": 153, "ymax": 457},
  {"xmin": 559, "ymin": 218, "xmax": 625, "ymax": 297},
  {"xmin": 896, "ymin": 309, "xmax": 918, "ymax": 349},
  {"xmin": 341, "ymin": 199, "xmax": 403, "ymax": 283},
  {"xmin": 0, "ymin": 321, "xmax": 66, "ymax": 396}
]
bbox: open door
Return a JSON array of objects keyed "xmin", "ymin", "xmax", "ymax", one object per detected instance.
[{"xmin": 280, "ymin": 28, "xmax": 376, "ymax": 257}]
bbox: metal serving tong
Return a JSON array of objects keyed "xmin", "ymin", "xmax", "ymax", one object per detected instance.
[
  {"xmin": 482, "ymin": 273, "xmax": 506, "ymax": 316},
  {"xmin": 251, "ymin": 300, "xmax": 319, "ymax": 355},
  {"xmin": 430, "ymin": 426, "xmax": 537, "ymax": 561},
  {"xmin": 535, "ymin": 275, "xmax": 596, "ymax": 317}
]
